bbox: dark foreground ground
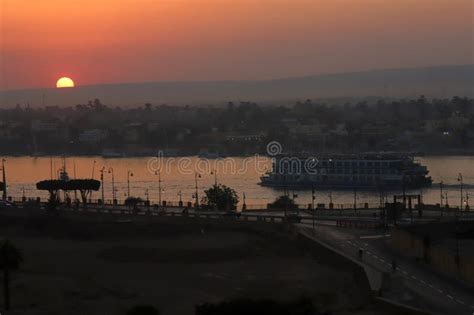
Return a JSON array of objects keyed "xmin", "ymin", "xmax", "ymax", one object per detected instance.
[{"xmin": 0, "ymin": 214, "xmax": 420, "ymax": 315}]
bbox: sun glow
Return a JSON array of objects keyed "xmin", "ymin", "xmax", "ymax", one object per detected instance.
[{"xmin": 56, "ymin": 77, "xmax": 75, "ymax": 88}]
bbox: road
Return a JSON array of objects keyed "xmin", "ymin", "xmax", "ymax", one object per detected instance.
[{"xmin": 296, "ymin": 222, "xmax": 474, "ymax": 315}]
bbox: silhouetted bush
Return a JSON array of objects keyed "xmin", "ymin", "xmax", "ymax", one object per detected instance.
[
  {"xmin": 125, "ymin": 197, "xmax": 144, "ymax": 207},
  {"xmin": 268, "ymin": 195, "xmax": 299, "ymax": 210},
  {"xmin": 0, "ymin": 239, "xmax": 23, "ymax": 311},
  {"xmin": 201, "ymin": 184, "xmax": 239, "ymax": 211}
]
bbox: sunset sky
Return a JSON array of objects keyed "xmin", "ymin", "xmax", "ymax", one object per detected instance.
[{"xmin": 1, "ymin": 0, "xmax": 473, "ymax": 90}]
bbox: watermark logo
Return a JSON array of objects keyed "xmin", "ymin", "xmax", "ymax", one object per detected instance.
[
  {"xmin": 146, "ymin": 141, "xmax": 319, "ymax": 176},
  {"xmin": 304, "ymin": 157, "xmax": 319, "ymax": 174},
  {"xmin": 266, "ymin": 141, "xmax": 282, "ymax": 156},
  {"xmin": 147, "ymin": 151, "xmax": 269, "ymax": 176}
]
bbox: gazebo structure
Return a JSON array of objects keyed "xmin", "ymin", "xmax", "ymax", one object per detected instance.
[{"xmin": 36, "ymin": 179, "xmax": 100, "ymax": 207}]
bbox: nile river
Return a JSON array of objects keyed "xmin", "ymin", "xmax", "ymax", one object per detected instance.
[{"xmin": 2, "ymin": 156, "xmax": 474, "ymax": 209}]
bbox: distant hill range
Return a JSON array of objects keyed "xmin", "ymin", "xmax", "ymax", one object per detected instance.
[{"xmin": 1, "ymin": 64, "xmax": 473, "ymax": 107}]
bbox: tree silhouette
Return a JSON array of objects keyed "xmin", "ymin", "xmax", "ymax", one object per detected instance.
[
  {"xmin": 125, "ymin": 197, "xmax": 143, "ymax": 208},
  {"xmin": 201, "ymin": 184, "xmax": 239, "ymax": 211},
  {"xmin": 268, "ymin": 195, "xmax": 298, "ymax": 210},
  {"xmin": 0, "ymin": 240, "xmax": 23, "ymax": 311}
]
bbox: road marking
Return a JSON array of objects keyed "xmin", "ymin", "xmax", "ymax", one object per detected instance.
[
  {"xmin": 437, "ymin": 289, "xmax": 443, "ymax": 294},
  {"xmin": 380, "ymin": 258, "xmax": 385, "ymax": 263},
  {"xmin": 411, "ymin": 275, "xmax": 417, "ymax": 280},
  {"xmin": 456, "ymin": 299, "xmax": 465, "ymax": 305},
  {"xmin": 420, "ymin": 280, "xmax": 426, "ymax": 285},
  {"xmin": 446, "ymin": 295, "xmax": 453, "ymax": 300},
  {"xmin": 402, "ymin": 270, "xmax": 408, "ymax": 275}
]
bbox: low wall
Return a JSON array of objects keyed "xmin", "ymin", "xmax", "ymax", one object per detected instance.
[{"xmin": 391, "ymin": 227, "xmax": 474, "ymax": 285}]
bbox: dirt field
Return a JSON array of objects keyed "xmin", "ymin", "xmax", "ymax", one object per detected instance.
[{"xmin": 0, "ymin": 213, "xmax": 408, "ymax": 315}]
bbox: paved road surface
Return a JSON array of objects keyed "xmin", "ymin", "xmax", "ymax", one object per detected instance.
[{"xmin": 296, "ymin": 222, "xmax": 474, "ymax": 315}]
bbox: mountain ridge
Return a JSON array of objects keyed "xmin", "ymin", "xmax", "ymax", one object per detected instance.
[{"xmin": 1, "ymin": 64, "xmax": 472, "ymax": 107}]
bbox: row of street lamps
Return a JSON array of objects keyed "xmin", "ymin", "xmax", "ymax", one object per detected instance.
[
  {"xmin": 95, "ymin": 166, "xmax": 207, "ymax": 206},
  {"xmin": 438, "ymin": 172, "xmax": 470, "ymax": 212},
  {"xmin": 89, "ymin": 160, "xmax": 223, "ymax": 206},
  {"xmin": 97, "ymin": 167, "xmax": 137, "ymax": 204},
  {"xmin": 0, "ymin": 159, "xmax": 471, "ymax": 210},
  {"xmin": 83, "ymin": 161, "xmax": 219, "ymax": 206}
]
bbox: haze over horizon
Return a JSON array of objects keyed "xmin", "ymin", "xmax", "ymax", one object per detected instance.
[
  {"xmin": 1, "ymin": 64, "xmax": 472, "ymax": 107},
  {"xmin": 1, "ymin": 0, "xmax": 473, "ymax": 91},
  {"xmin": 1, "ymin": 63, "xmax": 472, "ymax": 92}
]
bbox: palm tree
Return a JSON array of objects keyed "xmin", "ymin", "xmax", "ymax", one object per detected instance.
[{"xmin": 0, "ymin": 240, "xmax": 23, "ymax": 311}]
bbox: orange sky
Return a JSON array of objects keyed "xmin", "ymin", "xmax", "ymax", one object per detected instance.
[{"xmin": 1, "ymin": 0, "xmax": 473, "ymax": 90}]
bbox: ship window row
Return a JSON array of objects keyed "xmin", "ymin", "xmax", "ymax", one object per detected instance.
[
  {"xmin": 276, "ymin": 168, "xmax": 398, "ymax": 175},
  {"xmin": 275, "ymin": 174, "xmax": 387, "ymax": 183},
  {"xmin": 326, "ymin": 168, "xmax": 398, "ymax": 175},
  {"xmin": 320, "ymin": 175, "xmax": 382, "ymax": 182},
  {"xmin": 320, "ymin": 161, "xmax": 399, "ymax": 168}
]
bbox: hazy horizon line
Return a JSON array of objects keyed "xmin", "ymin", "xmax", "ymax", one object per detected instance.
[{"xmin": 1, "ymin": 63, "xmax": 472, "ymax": 93}]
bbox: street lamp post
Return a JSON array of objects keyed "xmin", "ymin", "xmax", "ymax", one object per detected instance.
[
  {"xmin": 155, "ymin": 171, "xmax": 162, "ymax": 206},
  {"xmin": 194, "ymin": 172, "xmax": 201, "ymax": 209},
  {"xmin": 353, "ymin": 187, "xmax": 357, "ymax": 213},
  {"xmin": 1, "ymin": 159, "xmax": 6, "ymax": 201},
  {"xmin": 211, "ymin": 168, "xmax": 218, "ymax": 186},
  {"xmin": 311, "ymin": 184, "xmax": 315, "ymax": 232},
  {"xmin": 458, "ymin": 173, "xmax": 463, "ymax": 214},
  {"xmin": 178, "ymin": 190, "xmax": 183, "ymax": 206},
  {"xmin": 91, "ymin": 160, "xmax": 97, "ymax": 179},
  {"xmin": 100, "ymin": 167, "xmax": 105, "ymax": 206},
  {"xmin": 73, "ymin": 159, "xmax": 78, "ymax": 202},
  {"xmin": 127, "ymin": 170, "xmax": 134, "ymax": 198},
  {"xmin": 351, "ymin": 176, "xmax": 357, "ymax": 213},
  {"xmin": 50, "ymin": 156, "xmax": 53, "ymax": 180},
  {"xmin": 440, "ymin": 181, "xmax": 444, "ymax": 217},
  {"xmin": 145, "ymin": 189, "xmax": 150, "ymax": 211},
  {"xmin": 108, "ymin": 167, "xmax": 116, "ymax": 204}
]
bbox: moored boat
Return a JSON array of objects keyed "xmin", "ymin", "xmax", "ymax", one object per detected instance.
[{"xmin": 260, "ymin": 153, "xmax": 432, "ymax": 190}]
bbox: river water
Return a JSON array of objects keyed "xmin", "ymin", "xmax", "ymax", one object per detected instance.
[{"xmin": 2, "ymin": 156, "xmax": 473, "ymax": 209}]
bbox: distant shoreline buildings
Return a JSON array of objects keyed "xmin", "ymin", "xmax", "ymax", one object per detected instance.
[{"xmin": 0, "ymin": 96, "xmax": 473, "ymax": 157}]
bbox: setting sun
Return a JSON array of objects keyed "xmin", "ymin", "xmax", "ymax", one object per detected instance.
[{"xmin": 56, "ymin": 77, "xmax": 75, "ymax": 89}]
